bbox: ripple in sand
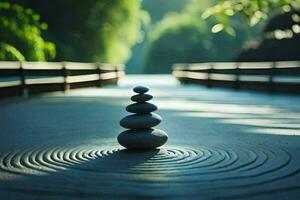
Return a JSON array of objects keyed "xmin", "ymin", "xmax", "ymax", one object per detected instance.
[{"xmin": 0, "ymin": 144, "xmax": 299, "ymax": 199}]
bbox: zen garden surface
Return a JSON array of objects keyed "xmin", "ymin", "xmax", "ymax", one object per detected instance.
[{"xmin": 0, "ymin": 75, "xmax": 300, "ymax": 200}]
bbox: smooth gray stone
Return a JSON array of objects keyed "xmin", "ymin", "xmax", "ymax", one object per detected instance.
[
  {"xmin": 133, "ymin": 85, "xmax": 149, "ymax": 94},
  {"xmin": 126, "ymin": 102, "xmax": 157, "ymax": 114},
  {"xmin": 131, "ymin": 94, "xmax": 153, "ymax": 102},
  {"xmin": 118, "ymin": 128, "xmax": 168, "ymax": 149},
  {"xmin": 120, "ymin": 113, "xmax": 161, "ymax": 129}
]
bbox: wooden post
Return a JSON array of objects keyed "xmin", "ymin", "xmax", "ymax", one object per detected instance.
[
  {"xmin": 183, "ymin": 64, "xmax": 189, "ymax": 84},
  {"xmin": 235, "ymin": 62, "xmax": 240, "ymax": 90},
  {"xmin": 62, "ymin": 62, "xmax": 70, "ymax": 91},
  {"xmin": 269, "ymin": 62, "xmax": 276, "ymax": 92},
  {"xmin": 115, "ymin": 64, "xmax": 119, "ymax": 84},
  {"xmin": 207, "ymin": 63, "xmax": 213, "ymax": 87},
  {"xmin": 20, "ymin": 62, "xmax": 28, "ymax": 97},
  {"xmin": 97, "ymin": 63, "xmax": 102, "ymax": 87}
]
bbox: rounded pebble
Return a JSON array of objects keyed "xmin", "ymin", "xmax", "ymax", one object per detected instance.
[
  {"xmin": 133, "ymin": 86, "xmax": 149, "ymax": 94},
  {"xmin": 118, "ymin": 128, "xmax": 168, "ymax": 149},
  {"xmin": 126, "ymin": 103, "xmax": 157, "ymax": 114},
  {"xmin": 131, "ymin": 94, "xmax": 153, "ymax": 102},
  {"xmin": 120, "ymin": 113, "xmax": 161, "ymax": 129}
]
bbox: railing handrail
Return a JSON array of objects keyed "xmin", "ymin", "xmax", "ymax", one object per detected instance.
[
  {"xmin": 173, "ymin": 61, "xmax": 300, "ymax": 70},
  {"xmin": 0, "ymin": 61, "xmax": 125, "ymax": 98},
  {"xmin": 173, "ymin": 61, "xmax": 300, "ymax": 94}
]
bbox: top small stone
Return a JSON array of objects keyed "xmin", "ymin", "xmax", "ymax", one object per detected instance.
[{"xmin": 133, "ymin": 85, "xmax": 149, "ymax": 94}]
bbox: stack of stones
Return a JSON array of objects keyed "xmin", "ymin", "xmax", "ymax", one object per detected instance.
[{"xmin": 118, "ymin": 86, "xmax": 168, "ymax": 150}]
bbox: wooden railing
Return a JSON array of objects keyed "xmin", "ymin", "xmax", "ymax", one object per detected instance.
[
  {"xmin": 0, "ymin": 61, "xmax": 125, "ymax": 98},
  {"xmin": 173, "ymin": 61, "xmax": 300, "ymax": 94}
]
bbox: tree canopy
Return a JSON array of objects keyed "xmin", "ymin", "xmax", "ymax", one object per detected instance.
[
  {"xmin": 0, "ymin": 1, "xmax": 55, "ymax": 61},
  {"xmin": 12, "ymin": 0, "xmax": 143, "ymax": 63},
  {"xmin": 203, "ymin": 0, "xmax": 300, "ymax": 35},
  {"xmin": 2, "ymin": 0, "xmax": 298, "ymax": 71},
  {"xmin": 236, "ymin": 9, "xmax": 300, "ymax": 62},
  {"xmin": 144, "ymin": 0, "xmax": 260, "ymax": 73}
]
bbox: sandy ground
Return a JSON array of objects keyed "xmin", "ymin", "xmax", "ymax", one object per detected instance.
[{"xmin": 0, "ymin": 75, "xmax": 300, "ymax": 200}]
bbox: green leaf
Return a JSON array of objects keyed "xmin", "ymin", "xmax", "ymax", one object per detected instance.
[
  {"xmin": 211, "ymin": 23, "xmax": 224, "ymax": 33},
  {"xmin": 224, "ymin": 25, "xmax": 236, "ymax": 36},
  {"xmin": 201, "ymin": 8, "xmax": 213, "ymax": 19}
]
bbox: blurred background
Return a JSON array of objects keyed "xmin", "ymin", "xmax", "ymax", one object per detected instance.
[{"xmin": 1, "ymin": 0, "xmax": 300, "ymax": 74}]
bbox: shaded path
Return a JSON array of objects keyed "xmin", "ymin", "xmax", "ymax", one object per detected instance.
[{"xmin": 0, "ymin": 75, "xmax": 300, "ymax": 199}]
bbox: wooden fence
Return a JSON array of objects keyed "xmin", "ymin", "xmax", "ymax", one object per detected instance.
[
  {"xmin": 0, "ymin": 61, "xmax": 125, "ymax": 98},
  {"xmin": 173, "ymin": 61, "xmax": 300, "ymax": 94}
]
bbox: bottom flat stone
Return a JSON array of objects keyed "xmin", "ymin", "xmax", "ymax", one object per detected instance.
[{"xmin": 117, "ymin": 128, "xmax": 168, "ymax": 149}]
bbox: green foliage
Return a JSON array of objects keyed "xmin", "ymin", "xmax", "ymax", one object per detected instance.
[
  {"xmin": 236, "ymin": 9, "xmax": 300, "ymax": 62},
  {"xmin": 144, "ymin": 0, "xmax": 260, "ymax": 73},
  {"xmin": 0, "ymin": 42, "xmax": 25, "ymax": 61},
  {"xmin": 88, "ymin": 0, "xmax": 143, "ymax": 63},
  {"xmin": 0, "ymin": 1, "xmax": 55, "ymax": 61},
  {"xmin": 203, "ymin": 0, "xmax": 300, "ymax": 35},
  {"xmin": 13, "ymin": 0, "xmax": 143, "ymax": 63}
]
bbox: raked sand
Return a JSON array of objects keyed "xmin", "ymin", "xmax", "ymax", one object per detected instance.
[{"xmin": 0, "ymin": 75, "xmax": 300, "ymax": 199}]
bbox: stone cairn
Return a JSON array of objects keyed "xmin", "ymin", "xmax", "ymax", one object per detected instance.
[{"xmin": 118, "ymin": 85, "xmax": 168, "ymax": 150}]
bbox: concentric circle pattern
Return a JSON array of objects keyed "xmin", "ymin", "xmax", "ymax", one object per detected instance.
[{"xmin": 0, "ymin": 144, "xmax": 299, "ymax": 199}]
